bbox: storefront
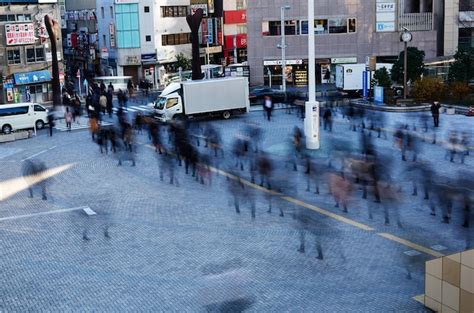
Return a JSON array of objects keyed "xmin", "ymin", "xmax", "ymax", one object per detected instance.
[
  {"xmin": 263, "ymin": 59, "xmax": 307, "ymax": 88},
  {"xmin": 224, "ymin": 34, "xmax": 247, "ymax": 64},
  {"xmin": 263, "ymin": 57, "xmax": 356, "ymax": 87},
  {"xmin": 2, "ymin": 70, "xmax": 52, "ymax": 104}
]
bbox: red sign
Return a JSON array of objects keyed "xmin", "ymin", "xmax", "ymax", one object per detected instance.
[
  {"xmin": 224, "ymin": 10, "xmax": 246, "ymax": 24},
  {"xmin": 5, "ymin": 23, "xmax": 35, "ymax": 46},
  {"xmin": 224, "ymin": 34, "xmax": 247, "ymax": 49}
]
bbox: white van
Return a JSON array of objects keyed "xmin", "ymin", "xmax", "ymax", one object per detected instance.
[{"xmin": 0, "ymin": 103, "xmax": 48, "ymax": 134}]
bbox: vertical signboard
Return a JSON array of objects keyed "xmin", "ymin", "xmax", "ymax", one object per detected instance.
[
  {"xmin": 109, "ymin": 23, "xmax": 116, "ymax": 48},
  {"xmin": 375, "ymin": 0, "xmax": 396, "ymax": 32},
  {"xmin": 207, "ymin": 18, "xmax": 214, "ymax": 44}
]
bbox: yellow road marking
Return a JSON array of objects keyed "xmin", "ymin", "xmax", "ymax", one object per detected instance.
[
  {"xmin": 378, "ymin": 233, "xmax": 444, "ymax": 258},
  {"xmin": 143, "ymin": 143, "xmax": 445, "ymax": 257}
]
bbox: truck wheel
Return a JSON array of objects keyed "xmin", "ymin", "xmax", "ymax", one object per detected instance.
[
  {"xmin": 2, "ymin": 124, "xmax": 12, "ymax": 134},
  {"xmin": 222, "ymin": 111, "xmax": 231, "ymax": 119}
]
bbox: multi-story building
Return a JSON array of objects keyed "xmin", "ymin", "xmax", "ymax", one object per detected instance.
[
  {"xmin": 63, "ymin": 0, "xmax": 98, "ymax": 81},
  {"xmin": 223, "ymin": 0, "xmax": 247, "ymax": 64},
  {"xmin": 95, "ymin": 0, "xmax": 224, "ymax": 86},
  {"xmin": 247, "ymin": 0, "xmax": 441, "ymax": 87},
  {"xmin": 444, "ymin": 0, "xmax": 473, "ymax": 56},
  {"xmin": 0, "ymin": 0, "xmax": 64, "ymax": 104}
]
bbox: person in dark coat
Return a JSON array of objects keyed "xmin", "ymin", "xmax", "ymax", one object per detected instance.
[
  {"xmin": 106, "ymin": 90, "xmax": 113, "ymax": 117},
  {"xmin": 430, "ymin": 101, "xmax": 441, "ymax": 127},
  {"xmin": 47, "ymin": 112, "xmax": 55, "ymax": 137},
  {"xmin": 323, "ymin": 107, "xmax": 332, "ymax": 132}
]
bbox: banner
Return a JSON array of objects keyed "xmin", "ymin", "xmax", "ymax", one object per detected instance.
[{"xmin": 5, "ymin": 24, "xmax": 35, "ymax": 46}]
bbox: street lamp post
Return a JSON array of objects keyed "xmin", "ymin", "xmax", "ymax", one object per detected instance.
[
  {"xmin": 304, "ymin": 0, "xmax": 320, "ymax": 150},
  {"xmin": 400, "ymin": 28, "xmax": 412, "ymax": 99},
  {"xmin": 279, "ymin": 5, "xmax": 291, "ymax": 94}
]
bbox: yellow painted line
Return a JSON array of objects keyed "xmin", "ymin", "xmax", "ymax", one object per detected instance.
[
  {"xmin": 142, "ymin": 143, "xmax": 446, "ymax": 257},
  {"xmin": 281, "ymin": 196, "xmax": 374, "ymax": 231},
  {"xmin": 378, "ymin": 232, "xmax": 444, "ymax": 258},
  {"xmin": 0, "ymin": 163, "xmax": 75, "ymax": 202}
]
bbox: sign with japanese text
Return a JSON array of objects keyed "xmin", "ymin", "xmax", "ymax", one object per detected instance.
[
  {"xmin": 375, "ymin": 0, "xmax": 396, "ymax": 32},
  {"xmin": 109, "ymin": 23, "xmax": 116, "ymax": 48},
  {"xmin": 224, "ymin": 10, "xmax": 246, "ymax": 24},
  {"xmin": 5, "ymin": 24, "xmax": 36, "ymax": 46}
]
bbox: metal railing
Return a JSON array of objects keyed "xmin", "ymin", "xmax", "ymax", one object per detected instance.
[{"xmin": 398, "ymin": 12, "xmax": 433, "ymax": 31}]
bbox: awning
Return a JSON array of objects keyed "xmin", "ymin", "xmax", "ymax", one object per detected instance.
[{"xmin": 14, "ymin": 70, "xmax": 52, "ymax": 85}]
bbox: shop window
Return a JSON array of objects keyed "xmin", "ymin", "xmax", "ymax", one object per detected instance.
[
  {"xmin": 7, "ymin": 49, "xmax": 21, "ymax": 65},
  {"xmin": 26, "ymin": 47, "xmax": 45, "ymax": 63},
  {"xmin": 329, "ymin": 18, "xmax": 348, "ymax": 33},
  {"xmin": 460, "ymin": 0, "xmax": 473, "ymax": 11}
]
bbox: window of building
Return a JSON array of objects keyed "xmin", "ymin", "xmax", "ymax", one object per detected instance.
[
  {"xmin": 0, "ymin": 14, "xmax": 31, "ymax": 22},
  {"xmin": 101, "ymin": 7, "xmax": 105, "ymax": 19},
  {"xmin": 237, "ymin": 24, "xmax": 247, "ymax": 34},
  {"xmin": 460, "ymin": 0, "xmax": 474, "ymax": 11},
  {"xmin": 116, "ymin": 3, "xmax": 140, "ymax": 48},
  {"xmin": 162, "ymin": 33, "xmax": 191, "ymax": 46},
  {"xmin": 103, "ymin": 34, "xmax": 107, "ymax": 47},
  {"xmin": 145, "ymin": 35, "xmax": 151, "ymax": 42},
  {"xmin": 161, "ymin": 6, "xmax": 188, "ymax": 18},
  {"xmin": 7, "ymin": 49, "xmax": 21, "ymax": 65},
  {"xmin": 236, "ymin": 0, "xmax": 247, "ymax": 10},
  {"xmin": 262, "ymin": 20, "xmax": 298, "ymax": 36},
  {"xmin": 144, "ymin": 6, "xmax": 150, "ymax": 13},
  {"xmin": 110, "ymin": 6, "xmax": 114, "ymax": 18},
  {"xmin": 26, "ymin": 46, "xmax": 45, "ymax": 63},
  {"xmin": 348, "ymin": 18, "xmax": 356, "ymax": 33},
  {"xmin": 328, "ymin": 18, "xmax": 348, "ymax": 33}
]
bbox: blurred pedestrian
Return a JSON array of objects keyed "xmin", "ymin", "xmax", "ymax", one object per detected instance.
[
  {"xmin": 323, "ymin": 107, "xmax": 333, "ymax": 132},
  {"xmin": 64, "ymin": 107, "xmax": 73, "ymax": 131},
  {"xmin": 22, "ymin": 159, "xmax": 48, "ymax": 200},
  {"xmin": 431, "ymin": 101, "xmax": 441, "ymax": 127},
  {"xmin": 47, "ymin": 112, "xmax": 55, "ymax": 137},
  {"xmin": 263, "ymin": 96, "xmax": 273, "ymax": 121}
]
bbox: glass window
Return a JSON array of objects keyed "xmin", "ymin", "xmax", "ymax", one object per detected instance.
[
  {"xmin": 35, "ymin": 47, "xmax": 45, "ymax": 62},
  {"xmin": 300, "ymin": 20, "xmax": 328, "ymax": 35},
  {"xmin": 7, "ymin": 49, "xmax": 21, "ymax": 65},
  {"xmin": 27, "ymin": 47, "xmax": 36, "ymax": 63},
  {"xmin": 348, "ymin": 18, "xmax": 356, "ymax": 33},
  {"xmin": 145, "ymin": 35, "xmax": 151, "ymax": 42},
  {"xmin": 237, "ymin": 25, "xmax": 247, "ymax": 34},
  {"xmin": 116, "ymin": 4, "xmax": 140, "ymax": 48},
  {"xmin": 162, "ymin": 6, "xmax": 188, "ymax": 18},
  {"xmin": 101, "ymin": 7, "xmax": 105, "ymax": 19},
  {"xmin": 166, "ymin": 98, "xmax": 178, "ymax": 109},
  {"xmin": 328, "ymin": 18, "xmax": 348, "ymax": 33},
  {"xmin": 34, "ymin": 105, "xmax": 46, "ymax": 112},
  {"xmin": 0, "ymin": 15, "xmax": 7, "ymax": 22},
  {"xmin": 8, "ymin": 14, "xmax": 15, "ymax": 22},
  {"xmin": 110, "ymin": 6, "xmax": 114, "ymax": 18},
  {"xmin": 236, "ymin": 0, "xmax": 247, "ymax": 10},
  {"xmin": 162, "ymin": 33, "xmax": 190, "ymax": 46},
  {"xmin": 144, "ymin": 6, "xmax": 150, "ymax": 13},
  {"xmin": 0, "ymin": 106, "xmax": 29, "ymax": 116},
  {"xmin": 263, "ymin": 21, "xmax": 298, "ymax": 36}
]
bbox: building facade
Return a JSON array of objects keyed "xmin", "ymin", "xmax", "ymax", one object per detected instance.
[
  {"xmin": 444, "ymin": 0, "xmax": 473, "ymax": 56},
  {"xmin": 94, "ymin": 0, "xmax": 224, "ymax": 86},
  {"xmin": 0, "ymin": 1, "xmax": 64, "ymax": 104},
  {"xmin": 247, "ymin": 0, "xmax": 440, "ymax": 87},
  {"xmin": 223, "ymin": 0, "xmax": 247, "ymax": 64},
  {"xmin": 63, "ymin": 0, "xmax": 98, "ymax": 82}
]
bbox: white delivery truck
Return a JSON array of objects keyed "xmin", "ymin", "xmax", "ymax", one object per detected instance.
[
  {"xmin": 335, "ymin": 63, "xmax": 393, "ymax": 96},
  {"xmin": 150, "ymin": 77, "xmax": 249, "ymax": 122}
]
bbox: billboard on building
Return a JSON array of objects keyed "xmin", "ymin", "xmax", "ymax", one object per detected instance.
[
  {"xmin": 5, "ymin": 24, "xmax": 36, "ymax": 46},
  {"xmin": 224, "ymin": 10, "xmax": 246, "ymax": 24}
]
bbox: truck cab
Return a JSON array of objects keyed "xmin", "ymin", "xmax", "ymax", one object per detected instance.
[{"xmin": 149, "ymin": 83, "xmax": 183, "ymax": 122}]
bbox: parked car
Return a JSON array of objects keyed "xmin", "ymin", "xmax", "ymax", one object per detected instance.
[
  {"xmin": 249, "ymin": 87, "xmax": 286, "ymax": 105},
  {"xmin": 0, "ymin": 103, "xmax": 48, "ymax": 134}
]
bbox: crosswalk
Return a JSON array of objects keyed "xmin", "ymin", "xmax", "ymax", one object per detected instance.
[
  {"xmin": 112, "ymin": 105, "xmax": 152, "ymax": 113},
  {"xmin": 54, "ymin": 121, "xmax": 114, "ymax": 132}
]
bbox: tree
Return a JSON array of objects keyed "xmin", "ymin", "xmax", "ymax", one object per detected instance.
[
  {"xmin": 373, "ymin": 67, "xmax": 392, "ymax": 88},
  {"xmin": 175, "ymin": 52, "xmax": 191, "ymax": 71},
  {"xmin": 413, "ymin": 77, "xmax": 446, "ymax": 103},
  {"xmin": 391, "ymin": 47, "xmax": 425, "ymax": 84},
  {"xmin": 448, "ymin": 47, "xmax": 474, "ymax": 83}
]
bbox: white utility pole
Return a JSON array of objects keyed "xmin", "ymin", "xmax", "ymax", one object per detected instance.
[{"xmin": 304, "ymin": 0, "xmax": 320, "ymax": 150}]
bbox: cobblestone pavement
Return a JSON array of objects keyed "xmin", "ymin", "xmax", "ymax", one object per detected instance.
[{"xmin": 0, "ymin": 107, "xmax": 472, "ymax": 311}]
